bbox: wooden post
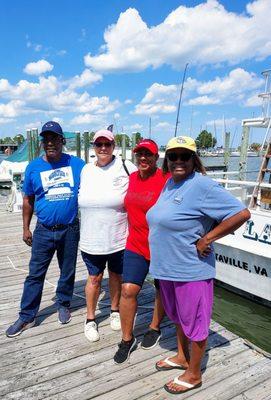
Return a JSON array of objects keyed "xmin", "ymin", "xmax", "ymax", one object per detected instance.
[
  {"xmin": 32, "ymin": 128, "xmax": 39, "ymax": 158},
  {"xmin": 31, "ymin": 128, "xmax": 37, "ymax": 160},
  {"xmin": 83, "ymin": 131, "xmax": 89, "ymax": 163},
  {"xmin": 239, "ymin": 124, "xmax": 250, "ymax": 203},
  {"xmin": 27, "ymin": 129, "xmax": 32, "ymax": 161},
  {"xmin": 223, "ymin": 131, "xmax": 230, "ymax": 179},
  {"xmin": 76, "ymin": 131, "xmax": 81, "ymax": 158},
  {"xmin": 131, "ymin": 132, "xmax": 137, "ymax": 164},
  {"xmin": 121, "ymin": 134, "xmax": 126, "ymax": 160},
  {"xmin": 239, "ymin": 125, "xmax": 250, "ymax": 181}
]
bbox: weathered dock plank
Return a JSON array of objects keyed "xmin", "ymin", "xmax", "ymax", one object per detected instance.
[{"xmin": 1, "ymin": 208, "xmax": 271, "ymax": 399}]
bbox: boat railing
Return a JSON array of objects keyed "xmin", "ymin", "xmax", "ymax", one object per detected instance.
[
  {"xmin": 206, "ymin": 166, "xmax": 271, "ymax": 209},
  {"xmin": 208, "ymin": 170, "xmax": 259, "ymax": 176},
  {"xmin": 214, "ymin": 178, "xmax": 271, "ymax": 189},
  {"xmin": 209, "ymin": 173, "xmax": 271, "ymax": 210}
]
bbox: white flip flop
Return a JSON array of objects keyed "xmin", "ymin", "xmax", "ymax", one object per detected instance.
[
  {"xmin": 164, "ymin": 376, "xmax": 202, "ymax": 394},
  {"xmin": 155, "ymin": 356, "xmax": 186, "ymax": 371}
]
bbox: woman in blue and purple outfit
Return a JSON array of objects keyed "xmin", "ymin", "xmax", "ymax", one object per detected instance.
[{"xmin": 147, "ymin": 136, "xmax": 250, "ymax": 395}]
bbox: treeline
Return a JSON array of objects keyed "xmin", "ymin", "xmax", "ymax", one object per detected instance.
[{"xmin": 0, "ymin": 134, "xmax": 25, "ymax": 145}]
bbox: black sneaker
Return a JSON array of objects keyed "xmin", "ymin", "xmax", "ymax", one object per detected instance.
[
  {"xmin": 141, "ymin": 328, "xmax": 161, "ymax": 350},
  {"xmin": 113, "ymin": 337, "xmax": 137, "ymax": 364}
]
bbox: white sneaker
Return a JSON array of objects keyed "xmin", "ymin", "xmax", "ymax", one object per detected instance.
[
  {"xmin": 110, "ymin": 312, "xmax": 121, "ymax": 331},
  {"xmin": 84, "ymin": 321, "xmax": 100, "ymax": 342}
]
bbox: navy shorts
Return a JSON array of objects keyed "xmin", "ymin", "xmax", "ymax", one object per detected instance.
[
  {"xmin": 122, "ymin": 249, "xmax": 150, "ymax": 287},
  {"xmin": 81, "ymin": 250, "xmax": 124, "ymax": 276}
]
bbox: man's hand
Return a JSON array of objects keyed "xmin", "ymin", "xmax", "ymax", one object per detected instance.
[
  {"xmin": 23, "ymin": 228, "xmax": 33, "ymax": 246},
  {"xmin": 196, "ymin": 237, "xmax": 212, "ymax": 258}
]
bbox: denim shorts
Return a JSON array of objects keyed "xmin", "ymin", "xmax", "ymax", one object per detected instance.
[
  {"xmin": 81, "ymin": 250, "xmax": 124, "ymax": 276},
  {"xmin": 122, "ymin": 249, "xmax": 150, "ymax": 287}
]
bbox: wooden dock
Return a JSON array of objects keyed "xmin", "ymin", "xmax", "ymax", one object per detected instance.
[{"xmin": 0, "ymin": 203, "xmax": 271, "ymax": 399}]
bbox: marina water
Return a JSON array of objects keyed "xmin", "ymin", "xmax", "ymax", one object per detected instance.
[{"xmin": 1, "ymin": 154, "xmax": 270, "ymax": 353}]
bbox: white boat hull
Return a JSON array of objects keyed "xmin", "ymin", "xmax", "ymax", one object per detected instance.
[{"xmin": 214, "ymin": 209, "xmax": 271, "ymax": 306}]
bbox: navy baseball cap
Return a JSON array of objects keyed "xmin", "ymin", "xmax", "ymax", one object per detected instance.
[{"xmin": 40, "ymin": 121, "xmax": 63, "ymax": 137}]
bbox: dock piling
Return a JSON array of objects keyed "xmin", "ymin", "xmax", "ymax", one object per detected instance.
[
  {"xmin": 83, "ymin": 131, "xmax": 89, "ymax": 163},
  {"xmin": 75, "ymin": 131, "xmax": 81, "ymax": 159}
]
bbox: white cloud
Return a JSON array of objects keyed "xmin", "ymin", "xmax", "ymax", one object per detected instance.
[
  {"xmin": 124, "ymin": 99, "xmax": 133, "ymax": 104},
  {"xmin": 70, "ymin": 114, "xmax": 104, "ymax": 125},
  {"xmin": 198, "ymin": 68, "xmax": 262, "ymax": 96},
  {"xmin": 141, "ymin": 83, "xmax": 178, "ymax": 104},
  {"xmin": 84, "ymin": 0, "xmax": 271, "ymax": 73},
  {"xmin": 24, "ymin": 121, "xmax": 43, "ymax": 130},
  {"xmin": 0, "ymin": 77, "xmax": 60, "ymax": 106},
  {"xmin": 245, "ymin": 94, "xmax": 263, "ymax": 107},
  {"xmin": 188, "ymin": 68, "xmax": 263, "ymax": 105},
  {"xmin": 134, "ymin": 103, "xmax": 176, "ymax": 115},
  {"xmin": 188, "ymin": 96, "xmax": 220, "ymax": 106},
  {"xmin": 134, "ymin": 83, "xmax": 178, "ymax": 115},
  {"xmin": 24, "ymin": 60, "xmax": 54, "ymax": 76},
  {"xmin": 57, "ymin": 50, "xmax": 67, "ymax": 56},
  {"xmin": 67, "ymin": 69, "xmax": 102, "ymax": 89},
  {"xmin": 206, "ymin": 117, "xmax": 239, "ymax": 127},
  {"xmin": 0, "ymin": 79, "xmax": 12, "ymax": 94},
  {"xmin": 0, "ymin": 117, "xmax": 13, "ymax": 124},
  {"xmin": 0, "ymin": 74, "xmax": 119, "ymax": 121},
  {"xmin": 155, "ymin": 122, "xmax": 174, "ymax": 129},
  {"xmin": 134, "ymin": 68, "xmax": 264, "ymax": 115},
  {"xmin": 130, "ymin": 123, "xmax": 143, "ymax": 130},
  {"xmin": 0, "ymin": 100, "xmax": 32, "ymax": 118}
]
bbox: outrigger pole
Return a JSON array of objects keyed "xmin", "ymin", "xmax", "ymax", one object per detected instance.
[{"xmin": 174, "ymin": 62, "xmax": 189, "ymax": 137}]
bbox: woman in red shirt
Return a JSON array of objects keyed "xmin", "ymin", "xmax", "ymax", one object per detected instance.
[{"xmin": 113, "ymin": 139, "xmax": 169, "ymax": 364}]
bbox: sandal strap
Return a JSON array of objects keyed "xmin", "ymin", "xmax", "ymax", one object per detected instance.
[
  {"xmin": 164, "ymin": 357, "xmax": 183, "ymax": 367},
  {"xmin": 173, "ymin": 378, "xmax": 195, "ymax": 389}
]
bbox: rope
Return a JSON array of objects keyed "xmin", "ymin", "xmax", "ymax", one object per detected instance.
[{"xmin": 6, "ymin": 253, "xmax": 154, "ymax": 310}]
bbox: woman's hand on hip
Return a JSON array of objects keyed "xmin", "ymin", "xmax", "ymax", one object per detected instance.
[{"xmin": 196, "ymin": 237, "xmax": 212, "ymax": 258}]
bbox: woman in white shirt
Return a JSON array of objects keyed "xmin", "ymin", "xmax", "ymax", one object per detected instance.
[{"xmin": 79, "ymin": 129, "xmax": 137, "ymax": 342}]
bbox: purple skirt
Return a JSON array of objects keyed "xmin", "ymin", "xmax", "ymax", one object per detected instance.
[{"xmin": 159, "ymin": 279, "xmax": 213, "ymax": 341}]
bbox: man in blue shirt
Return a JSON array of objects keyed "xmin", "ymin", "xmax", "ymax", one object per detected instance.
[{"xmin": 6, "ymin": 121, "xmax": 85, "ymax": 337}]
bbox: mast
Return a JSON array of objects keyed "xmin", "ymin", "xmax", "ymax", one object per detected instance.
[{"xmin": 174, "ymin": 63, "xmax": 189, "ymax": 137}]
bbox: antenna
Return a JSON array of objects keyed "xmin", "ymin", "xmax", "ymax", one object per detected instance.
[{"xmin": 174, "ymin": 63, "xmax": 189, "ymax": 137}]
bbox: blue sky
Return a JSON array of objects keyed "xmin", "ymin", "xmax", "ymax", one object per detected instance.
[{"xmin": 0, "ymin": 0, "xmax": 270, "ymax": 146}]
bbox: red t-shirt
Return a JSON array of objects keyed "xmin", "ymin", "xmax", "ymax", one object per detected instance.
[{"xmin": 124, "ymin": 168, "xmax": 169, "ymax": 260}]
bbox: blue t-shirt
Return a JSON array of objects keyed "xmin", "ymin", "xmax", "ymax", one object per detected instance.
[
  {"xmin": 23, "ymin": 154, "xmax": 85, "ymax": 226},
  {"xmin": 147, "ymin": 172, "xmax": 246, "ymax": 282}
]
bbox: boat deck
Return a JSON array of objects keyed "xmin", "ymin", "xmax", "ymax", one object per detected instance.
[{"xmin": 0, "ymin": 204, "xmax": 271, "ymax": 400}]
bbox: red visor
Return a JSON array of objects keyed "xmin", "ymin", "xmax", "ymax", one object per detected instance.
[{"xmin": 133, "ymin": 139, "xmax": 158, "ymax": 155}]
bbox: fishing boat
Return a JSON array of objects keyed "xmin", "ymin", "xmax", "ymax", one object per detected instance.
[
  {"xmin": 230, "ymin": 150, "xmax": 258, "ymax": 157},
  {"xmin": 212, "ymin": 69, "xmax": 271, "ymax": 307}
]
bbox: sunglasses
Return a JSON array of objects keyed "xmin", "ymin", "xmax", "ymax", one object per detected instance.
[
  {"xmin": 167, "ymin": 152, "xmax": 194, "ymax": 162},
  {"xmin": 42, "ymin": 136, "xmax": 63, "ymax": 143},
  {"xmin": 94, "ymin": 142, "xmax": 113, "ymax": 148},
  {"xmin": 135, "ymin": 150, "xmax": 154, "ymax": 157}
]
